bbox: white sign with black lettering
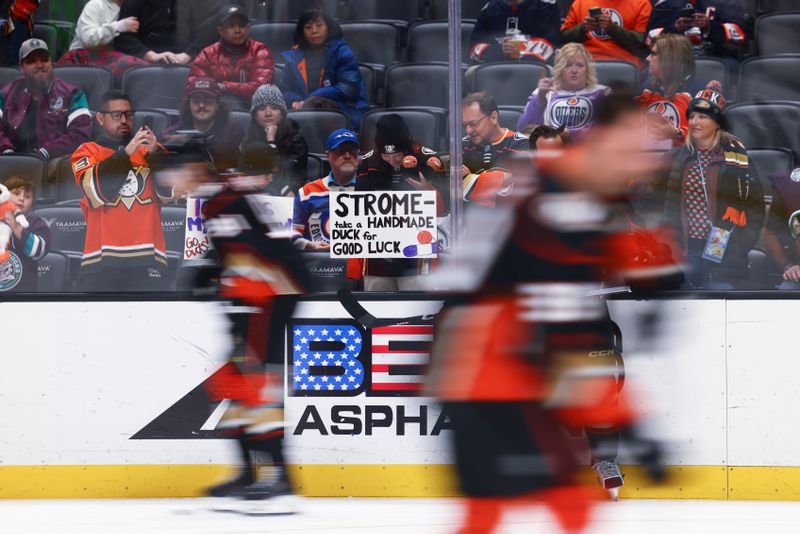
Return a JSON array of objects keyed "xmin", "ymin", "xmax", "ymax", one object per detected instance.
[{"xmin": 329, "ymin": 191, "xmax": 438, "ymax": 258}]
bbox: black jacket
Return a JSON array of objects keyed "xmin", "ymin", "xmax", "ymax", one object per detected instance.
[
  {"xmin": 114, "ymin": 0, "xmax": 223, "ymax": 58},
  {"xmin": 643, "ymin": 138, "xmax": 765, "ymax": 284},
  {"xmin": 242, "ymin": 118, "xmax": 309, "ymax": 196}
]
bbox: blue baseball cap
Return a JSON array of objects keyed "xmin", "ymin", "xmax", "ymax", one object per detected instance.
[{"xmin": 326, "ymin": 129, "xmax": 359, "ymax": 151}]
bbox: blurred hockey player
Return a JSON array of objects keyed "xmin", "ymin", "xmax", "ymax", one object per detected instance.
[
  {"xmin": 162, "ymin": 139, "xmax": 311, "ymax": 513},
  {"xmin": 428, "ymin": 93, "xmax": 679, "ymax": 533}
]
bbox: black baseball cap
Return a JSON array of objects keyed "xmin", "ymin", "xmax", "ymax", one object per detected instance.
[{"xmin": 219, "ymin": 4, "xmax": 249, "ymax": 26}]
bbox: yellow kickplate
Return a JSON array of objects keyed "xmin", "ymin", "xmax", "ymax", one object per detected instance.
[{"xmin": 0, "ymin": 464, "xmax": 791, "ymax": 500}]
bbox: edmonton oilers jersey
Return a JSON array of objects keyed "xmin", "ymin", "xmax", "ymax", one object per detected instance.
[{"xmin": 544, "ymin": 86, "xmax": 610, "ymax": 136}]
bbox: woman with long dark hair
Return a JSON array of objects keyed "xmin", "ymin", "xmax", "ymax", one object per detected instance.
[
  {"xmin": 242, "ymin": 84, "xmax": 309, "ymax": 197},
  {"xmin": 281, "ymin": 9, "xmax": 368, "ymax": 128}
]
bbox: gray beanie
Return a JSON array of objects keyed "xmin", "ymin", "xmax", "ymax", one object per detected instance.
[{"xmin": 250, "ymin": 84, "xmax": 287, "ymax": 115}]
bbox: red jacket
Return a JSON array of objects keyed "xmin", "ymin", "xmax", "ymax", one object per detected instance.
[{"xmin": 189, "ymin": 39, "xmax": 275, "ymax": 101}]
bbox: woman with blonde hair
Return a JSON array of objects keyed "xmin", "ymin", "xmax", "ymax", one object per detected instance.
[
  {"xmin": 517, "ymin": 42, "xmax": 610, "ymax": 138},
  {"xmin": 644, "ymin": 81, "xmax": 764, "ymax": 289},
  {"xmin": 636, "ymin": 33, "xmax": 695, "ymax": 150}
]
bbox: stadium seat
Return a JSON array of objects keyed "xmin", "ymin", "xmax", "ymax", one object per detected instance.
[
  {"xmin": 748, "ymin": 148, "xmax": 794, "ymax": 183},
  {"xmin": 747, "ymin": 249, "xmax": 771, "ymax": 289},
  {"xmin": 464, "ymin": 61, "xmax": 549, "ymax": 107},
  {"xmin": 360, "ymin": 108, "xmax": 445, "ymax": 153},
  {"xmin": 359, "ymin": 64, "xmax": 379, "ymax": 106},
  {"xmin": 287, "ymin": 109, "xmax": 350, "ymax": 154},
  {"xmin": 36, "ymin": 251, "xmax": 71, "ymax": 292},
  {"xmin": 273, "ymin": 64, "xmax": 285, "ymax": 89},
  {"xmin": 408, "ymin": 21, "xmax": 476, "ymax": 64},
  {"xmin": 268, "ymin": 0, "xmax": 343, "ymax": 22},
  {"xmin": 386, "ymin": 63, "xmax": 451, "ymax": 109},
  {"xmin": 727, "ymin": 102, "xmax": 800, "ymax": 159},
  {"xmin": 694, "ymin": 58, "xmax": 731, "ymax": 99},
  {"xmin": 133, "ymin": 110, "xmax": 172, "ymax": 137},
  {"xmin": 758, "ymin": 1, "xmax": 798, "ymax": 14},
  {"xmin": 740, "ymin": 56, "xmax": 800, "ymax": 103},
  {"xmin": 755, "ymin": 12, "xmax": 800, "ymax": 55},
  {"xmin": 341, "ymin": 0, "xmax": 422, "ymax": 24},
  {"xmin": 161, "ymin": 205, "xmax": 187, "ymax": 257},
  {"xmin": 249, "ymin": 22, "xmax": 296, "ymax": 58},
  {"xmin": 498, "ymin": 106, "xmax": 524, "ymax": 132},
  {"xmin": 53, "ymin": 66, "xmax": 112, "ymax": 111},
  {"xmin": 30, "ymin": 205, "xmax": 86, "ymax": 256},
  {"xmin": 307, "ymin": 153, "xmax": 325, "ymax": 182},
  {"xmin": 229, "ymin": 110, "xmax": 253, "ymax": 137},
  {"xmin": 595, "ymin": 61, "xmax": 639, "ymax": 90},
  {"xmin": 122, "ymin": 65, "xmax": 191, "ymax": 111},
  {"xmin": 53, "ymin": 156, "xmax": 82, "ymax": 205},
  {"xmin": 0, "ymin": 154, "xmax": 47, "ymax": 203},
  {"xmin": 340, "ymin": 22, "xmax": 400, "ymax": 69},
  {"xmin": 0, "ymin": 66, "xmax": 21, "ymax": 87},
  {"xmin": 430, "ymin": 0, "xmax": 486, "ymax": 20},
  {"xmin": 32, "ymin": 23, "xmax": 59, "ymax": 56}
]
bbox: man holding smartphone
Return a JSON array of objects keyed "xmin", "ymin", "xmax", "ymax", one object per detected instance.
[
  {"xmin": 561, "ymin": 0, "xmax": 652, "ymax": 68},
  {"xmin": 646, "ymin": 0, "xmax": 748, "ymax": 67},
  {"xmin": 71, "ymin": 90, "xmax": 176, "ymax": 292}
]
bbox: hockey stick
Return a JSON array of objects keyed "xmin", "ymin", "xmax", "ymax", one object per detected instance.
[{"xmin": 336, "ymin": 288, "xmax": 438, "ymax": 328}]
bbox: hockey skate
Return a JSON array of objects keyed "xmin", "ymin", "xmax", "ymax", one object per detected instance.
[
  {"xmin": 206, "ymin": 467, "xmax": 254, "ymax": 497},
  {"xmin": 214, "ymin": 478, "xmax": 300, "ymax": 516},
  {"xmin": 593, "ymin": 459, "xmax": 624, "ymax": 501}
]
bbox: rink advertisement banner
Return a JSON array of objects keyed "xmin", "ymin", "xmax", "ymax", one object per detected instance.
[{"xmin": 328, "ymin": 191, "xmax": 438, "ymax": 258}]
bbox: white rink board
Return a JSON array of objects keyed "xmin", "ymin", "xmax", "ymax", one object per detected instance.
[{"xmin": 0, "ymin": 298, "xmax": 795, "ymax": 470}]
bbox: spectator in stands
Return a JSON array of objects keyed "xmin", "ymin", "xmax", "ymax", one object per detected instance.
[
  {"xmin": 0, "ymin": 175, "xmax": 49, "ymax": 292},
  {"xmin": 281, "ymin": 9, "xmax": 368, "ymax": 128},
  {"xmin": 561, "ymin": 0, "xmax": 652, "ymax": 68},
  {"xmin": 242, "ymin": 84, "xmax": 308, "ymax": 197},
  {"xmin": 71, "ymin": 90, "xmax": 175, "ymax": 291},
  {"xmin": 188, "ymin": 4, "xmax": 275, "ymax": 106},
  {"xmin": 292, "ymin": 128, "xmax": 359, "ymax": 252},
  {"xmin": 57, "ymin": 0, "xmax": 149, "ymax": 84},
  {"xmin": 647, "ymin": 0, "xmax": 748, "ymax": 70},
  {"xmin": 636, "ymin": 34, "xmax": 695, "ymax": 151},
  {"xmin": 160, "ymin": 78, "xmax": 244, "ymax": 171},
  {"xmin": 517, "ymin": 43, "xmax": 611, "ymax": 138},
  {"xmin": 468, "ymin": 0, "xmax": 560, "ymax": 64},
  {"xmin": 113, "ymin": 0, "xmax": 224, "ymax": 64},
  {"xmin": 762, "ymin": 167, "xmax": 800, "ymax": 290},
  {"xmin": 354, "ymin": 114, "xmax": 448, "ymax": 291},
  {"xmin": 0, "ymin": 0, "xmax": 38, "ymax": 66},
  {"xmin": 528, "ymin": 124, "xmax": 573, "ymax": 150},
  {"xmin": 642, "ymin": 81, "xmax": 764, "ymax": 290},
  {"xmin": 461, "ymin": 91, "xmax": 529, "ymax": 208},
  {"xmin": 0, "ymin": 39, "xmax": 92, "ymax": 178}
]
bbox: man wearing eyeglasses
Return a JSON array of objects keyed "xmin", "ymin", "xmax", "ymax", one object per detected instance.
[
  {"xmin": 462, "ymin": 91, "xmax": 530, "ymax": 208},
  {"xmin": 70, "ymin": 90, "xmax": 176, "ymax": 291},
  {"xmin": 0, "ymin": 38, "xmax": 92, "ymax": 162},
  {"xmin": 292, "ymin": 129, "xmax": 359, "ymax": 252}
]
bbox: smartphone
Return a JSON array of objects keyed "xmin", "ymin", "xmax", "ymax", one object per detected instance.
[
  {"xmin": 679, "ymin": 7, "xmax": 695, "ymax": 19},
  {"xmin": 589, "ymin": 7, "xmax": 602, "ymax": 17},
  {"xmin": 143, "ymin": 116, "xmax": 154, "ymax": 131}
]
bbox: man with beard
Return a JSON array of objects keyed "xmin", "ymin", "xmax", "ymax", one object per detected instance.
[
  {"xmin": 71, "ymin": 90, "xmax": 175, "ymax": 292},
  {"xmin": 0, "ymin": 39, "xmax": 92, "ymax": 164}
]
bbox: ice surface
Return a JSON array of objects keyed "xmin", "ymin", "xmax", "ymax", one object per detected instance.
[{"xmin": 2, "ymin": 498, "xmax": 800, "ymax": 534}]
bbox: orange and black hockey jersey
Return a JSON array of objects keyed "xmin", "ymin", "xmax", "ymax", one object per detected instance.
[
  {"xmin": 636, "ymin": 88, "xmax": 692, "ymax": 150},
  {"xmin": 462, "ymin": 129, "xmax": 529, "ymax": 208},
  {"xmin": 71, "ymin": 136, "xmax": 174, "ymax": 271}
]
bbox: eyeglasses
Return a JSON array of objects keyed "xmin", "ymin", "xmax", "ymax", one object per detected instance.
[
  {"xmin": 100, "ymin": 111, "xmax": 134, "ymax": 121},
  {"xmin": 330, "ymin": 146, "xmax": 359, "ymax": 157},
  {"xmin": 190, "ymin": 95, "xmax": 216, "ymax": 105},
  {"xmin": 462, "ymin": 114, "xmax": 491, "ymax": 131}
]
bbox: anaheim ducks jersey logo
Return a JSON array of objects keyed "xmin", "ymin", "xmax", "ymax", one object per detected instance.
[
  {"xmin": 112, "ymin": 166, "xmax": 153, "ymax": 210},
  {"xmin": 646, "ymin": 101, "xmax": 681, "ymax": 128},
  {"xmin": 591, "ymin": 8, "xmax": 623, "ymax": 40},
  {"xmin": 548, "ymin": 96, "xmax": 592, "ymax": 129}
]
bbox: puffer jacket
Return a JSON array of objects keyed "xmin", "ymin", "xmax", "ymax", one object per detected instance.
[
  {"xmin": 281, "ymin": 38, "xmax": 368, "ymax": 128},
  {"xmin": 189, "ymin": 39, "xmax": 275, "ymax": 101},
  {"xmin": 0, "ymin": 77, "xmax": 92, "ymax": 158}
]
